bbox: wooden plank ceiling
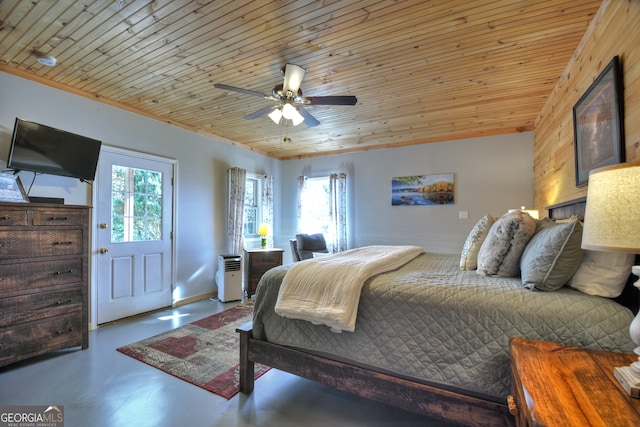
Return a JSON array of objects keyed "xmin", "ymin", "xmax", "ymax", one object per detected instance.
[{"xmin": 0, "ymin": 0, "xmax": 602, "ymax": 159}]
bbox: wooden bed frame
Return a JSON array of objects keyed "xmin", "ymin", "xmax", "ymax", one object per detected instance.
[{"xmin": 236, "ymin": 199, "xmax": 586, "ymax": 427}]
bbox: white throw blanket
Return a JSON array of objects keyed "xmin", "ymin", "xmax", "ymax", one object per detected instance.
[{"xmin": 274, "ymin": 245, "xmax": 424, "ymax": 332}]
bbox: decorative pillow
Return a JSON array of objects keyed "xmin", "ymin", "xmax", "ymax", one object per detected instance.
[
  {"xmin": 477, "ymin": 211, "xmax": 536, "ymax": 277},
  {"xmin": 568, "ymin": 250, "xmax": 635, "ymax": 297},
  {"xmin": 460, "ymin": 214, "xmax": 496, "ymax": 270},
  {"xmin": 520, "ymin": 218, "xmax": 584, "ymax": 291}
]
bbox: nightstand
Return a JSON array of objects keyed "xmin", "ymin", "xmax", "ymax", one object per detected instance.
[
  {"xmin": 508, "ymin": 337, "xmax": 640, "ymax": 426},
  {"xmin": 243, "ymin": 248, "xmax": 284, "ymax": 297}
]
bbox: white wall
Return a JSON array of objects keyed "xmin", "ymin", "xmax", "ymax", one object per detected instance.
[
  {"xmin": 0, "ymin": 71, "xmax": 535, "ymax": 301},
  {"xmin": 0, "ymin": 72, "xmax": 279, "ymax": 306},
  {"xmin": 278, "ymin": 133, "xmax": 534, "ymax": 262}
]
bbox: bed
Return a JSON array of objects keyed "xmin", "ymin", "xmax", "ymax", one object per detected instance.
[{"xmin": 237, "ymin": 198, "xmax": 638, "ymax": 426}]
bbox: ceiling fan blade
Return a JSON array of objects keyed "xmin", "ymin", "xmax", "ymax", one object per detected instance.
[
  {"xmin": 244, "ymin": 105, "xmax": 277, "ymax": 120},
  {"xmin": 302, "ymin": 96, "xmax": 358, "ymax": 105},
  {"xmin": 297, "ymin": 106, "xmax": 320, "ymax": 127},
  {"xmin": 214, "ymin": 83, "xmax": 270, "ymax": 99},
  {"xmin": 282, "ymin": 64, "xmax": 305, "ymax": 94}
]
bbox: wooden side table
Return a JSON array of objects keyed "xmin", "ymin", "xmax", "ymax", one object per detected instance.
[
  {"xmin": 509, "ymin": 337, "xmax": 640, "ymax": 426},
  {"xmin": 243, "ymin": 248, "xmax": 283, "ymax": 297}
]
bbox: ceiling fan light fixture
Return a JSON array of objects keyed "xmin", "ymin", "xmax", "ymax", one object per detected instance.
[
  {"xmin": 36, "ymin": 53, "xmax": 57, "ymax": 66},
  {"xmin": 281, "ymin": 103, "xmax": 304, "ymax": 126},
  {"xmin": 282, "ymin": 64, "xmax": 305, "ymax": 93},
  {"xmin": 215, "ymin": 63, "xmax": 356, "ymax": 128},
  {"xmin": 268, "ymin": 107, "xmax": 282, "ymax": 124},
  {"xmin": 291, "ymin": 109, "xmax": 305, "ymax": 126},
  {"xmin": 281, "ymin": 102, "xmax": 296, "ymax": 120}
]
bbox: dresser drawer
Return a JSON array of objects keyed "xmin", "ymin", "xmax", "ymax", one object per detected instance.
[
  {"xmin": 0, "ymin": 287, "xmax": 82, "ymax": 328},
  {"xmin": 0, "ymin": 258, "xmax": 82, "ymax": 294},
  {"xmin": 252, "ymin": 251, "xmax": 283, "ymax": 266},
  {"xmin": 0, "ymin": 210, "xmax": 28, "ymax": 226},
  {"xmin": 0, "ymin": 313, "xmax": 83, "ymax": 366},
  {"xmin": 0, "ymin": 230, "xmax": 83, "ymax": 259},
  {"xmin": 32, "ymin": 210, "xmax": 85, "ymax": 226}
]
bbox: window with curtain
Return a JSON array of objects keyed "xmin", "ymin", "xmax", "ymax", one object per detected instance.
[
  {"xmin": 228, "ymin": 168, "xmax": 273, "ymax": 253},
  {"xmin": 243, "ymin": 173, "xmax": 262, "ymax": 237},
  {"xmin": 299, "ymin": 176, "xmax": 330, "ymax": 236},
  {"xmin": 298, "ymin": 173, "xmax": 347, "ymax": 252}
]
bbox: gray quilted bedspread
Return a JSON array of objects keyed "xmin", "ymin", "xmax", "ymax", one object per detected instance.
[{"xmin": 252, "ymin": 253, "xmax": 636, "ymax": 400}]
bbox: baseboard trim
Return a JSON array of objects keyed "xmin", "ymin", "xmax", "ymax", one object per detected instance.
[{"xmin": 174, "ymin": 291, "xmax": 216, "ymax": 307}]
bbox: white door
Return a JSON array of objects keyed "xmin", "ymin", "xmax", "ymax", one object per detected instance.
[{"xmin": 96, "ymin": 147, "xmax": 174, "ymax": 324}]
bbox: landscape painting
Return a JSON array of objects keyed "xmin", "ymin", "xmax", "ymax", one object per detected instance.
[{"xmin": 392, "ymin": 173, "xmax": 454, "ymax": 206}]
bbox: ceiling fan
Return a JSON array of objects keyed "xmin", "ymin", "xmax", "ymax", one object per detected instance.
[{"xmin": 214, "ymin": 64, "xmax": 357, "ymax": 127}]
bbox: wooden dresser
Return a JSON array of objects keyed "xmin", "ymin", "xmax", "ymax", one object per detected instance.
[
  {"xmin": 243, "ymin": 248, "xmax": 283, "ymax": 297},
  {"xmin": 0, "ymin": 202, "xmax": 90, "ymax": 367}
]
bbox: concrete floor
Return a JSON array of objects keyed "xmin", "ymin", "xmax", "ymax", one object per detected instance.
[{"xmin": 0, "ymin": 298, "xmax": 453, "ymax": 427}]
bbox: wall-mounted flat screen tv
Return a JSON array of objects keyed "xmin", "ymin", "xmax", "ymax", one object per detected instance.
[{"xmin": 7, "ymin": 118, "xmax": 102, "ymax": 182}]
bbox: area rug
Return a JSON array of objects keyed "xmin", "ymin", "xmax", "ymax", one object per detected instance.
[{"xmin": 116, "ymin": 303, "xmax": 270, "ymax": 399}]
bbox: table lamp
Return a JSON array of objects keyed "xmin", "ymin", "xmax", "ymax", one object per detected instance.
[
  {"xmin": 258, "ymin": 223, "xmax": 269, "ymax": 249},
  {"xmin": 581, "ymin": 162, "xmax": 640, "ymax": 398}
]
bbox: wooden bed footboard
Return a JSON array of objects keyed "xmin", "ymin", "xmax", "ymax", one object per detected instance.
[{"xmin": 237, "ymin": 322, "xmax": 515, "ymax": 427}]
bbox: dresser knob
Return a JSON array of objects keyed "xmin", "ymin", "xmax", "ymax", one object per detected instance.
[{"xmin": 507, "ymin": 395, "xmax": 518, "ymax": 416}]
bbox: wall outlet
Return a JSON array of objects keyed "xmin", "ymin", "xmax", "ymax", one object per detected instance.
[{"xmin": 459, "ymin": 211, "xmax": 469, "ymax": 220}]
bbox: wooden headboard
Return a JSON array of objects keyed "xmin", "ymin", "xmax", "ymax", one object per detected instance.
[{"xmin": 546, "ymin": 197, "xmax": 587, "ymax": 220}]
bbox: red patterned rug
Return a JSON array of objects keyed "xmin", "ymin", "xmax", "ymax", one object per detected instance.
[{"xmin": 116, "ymin": 303, "xmax": 270, "ymax": 399}]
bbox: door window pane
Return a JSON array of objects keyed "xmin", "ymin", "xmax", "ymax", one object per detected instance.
[{"xmin": 111, "ymin": 165, "xmax": 163, "ymax": 242}]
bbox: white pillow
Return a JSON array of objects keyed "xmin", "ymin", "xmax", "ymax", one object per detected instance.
[
  {"xmin": 460, "ymin": 214, "xmax": 496, "ymax": 270},
  {"xmin": 568, "ymin": 250, "xmax": 635, "ymax": 297},
  {"xmin": 312, "ymin": 251, "xmax": 332, "ymax": 258}
]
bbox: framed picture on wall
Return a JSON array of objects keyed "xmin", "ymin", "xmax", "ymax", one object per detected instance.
[
  {"xmin": 0, "ymin": 174, "xmax": 29, "ymax": 203},
  {"xmin": 572, "ymin": 55, "xmax": 625, "ymax": 187},
  {"xmin": 391, "ymin": 173, "xmax": 454, "ymax": 206}
]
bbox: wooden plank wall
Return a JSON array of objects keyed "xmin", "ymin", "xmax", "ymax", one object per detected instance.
[{"xmin": 534, "ymin": 0, "xmax": 640, "ymax": 212}]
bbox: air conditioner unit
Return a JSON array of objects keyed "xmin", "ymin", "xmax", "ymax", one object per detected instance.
[{"xmin": 216, "ymin": 254, "xmax": 242, "ymax": 302}]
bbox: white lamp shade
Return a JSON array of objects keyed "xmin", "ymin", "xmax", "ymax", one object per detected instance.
[
  {"xmin": 582, "ymin": 162, "xmax": 640, "ymax": 253},
  {"xmin": 268, "ymin": 107, "xmax": 282, "ymax": 124},
  {"xmin": 291, "ymin": 109, "xmax": 304, "ymax": 126},
  {"xmin": 281, "ymin": 103, "xmax": 297, "ymax": 120},
  {"xmin": 281, "ymin": 103, "xmax": 304, "ymax": 126},
  {"xmin": 282, "ymin": 64, "xmax": 305, "ymax": 93}
]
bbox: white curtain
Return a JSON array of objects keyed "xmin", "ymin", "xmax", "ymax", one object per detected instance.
[
  {"xmin": 296, "ymin": 175, "xmax": 307, "ymax": 233},
  {"xmin": 227, "ymin": 167, "xmax": 246, "ymax": 255},
  {"xmin": 262, "ymin": 173, "xmax": 274, "ymax": 247},
  {"xmin": 329, "ymin": 173, "xmax": 348, "ymax": 253}
]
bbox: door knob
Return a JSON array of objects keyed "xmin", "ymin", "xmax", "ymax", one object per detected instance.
[
  {"xmin": 99, "ymin": 223, "xmax": 108, "ymax": 229},
  {"xmin": 99, "ymin": 248, "xmax": 109, "ymax": 254}
]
